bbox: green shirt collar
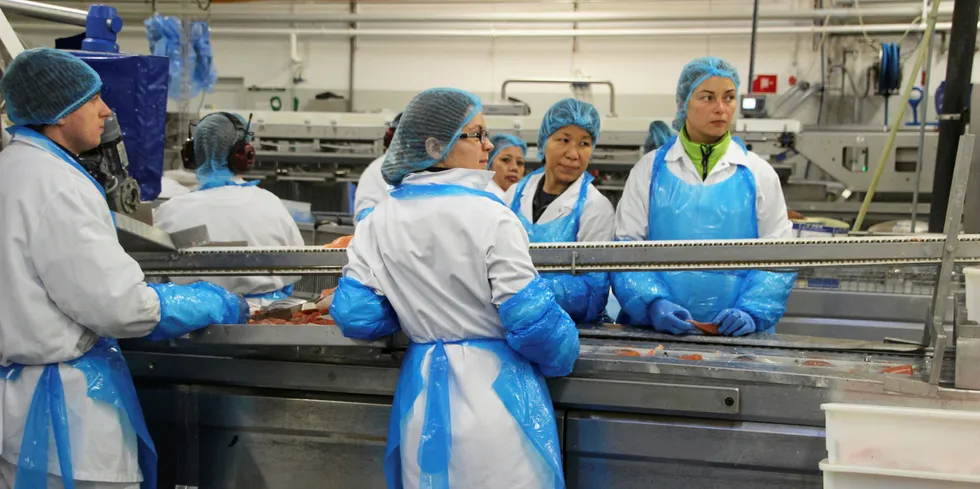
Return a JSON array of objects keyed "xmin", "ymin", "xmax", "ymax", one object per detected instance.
[{"xmin": 679, "ymin": 127, "xmax": 731, "ymax": 181}]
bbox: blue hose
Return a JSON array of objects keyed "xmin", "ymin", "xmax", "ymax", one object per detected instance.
[
  {"xmin": 878, "ymin": 42, "xmax": 901, "ymax": 95},
  {"xmin": 878, "ymin": 42, "xmax": 901, "ymax": 126}
]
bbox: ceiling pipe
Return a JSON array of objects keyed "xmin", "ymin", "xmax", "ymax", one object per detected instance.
[
  {"xmin": 0, "ymin": 0, "xmax": 85, "ymax": 26},
  {"xmin": 12, "ymin": 20, "xmax": 959, "ymax": 38},
  {"xmin": 47, "ymin": 4, "xmax": 954, "ymax": 25}
]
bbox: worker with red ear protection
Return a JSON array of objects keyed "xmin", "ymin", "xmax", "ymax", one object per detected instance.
[
  {"xmin": 154, "ymin": 112, "xmax": 306, "ymax": 313},
  {"xmin": 353, "ymin": 112, "xmax": 402, "ymax": 224}
]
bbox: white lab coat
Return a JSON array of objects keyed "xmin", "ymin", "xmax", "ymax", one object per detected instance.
[
  {"xmin": 503, "ymin": 171, "xmax": 616, "ymax": 243},
  {"xmin": 157, "ymin": 175, "xmax": 190, "ymax": 199},
  {"xmin": 615, "ymin": 138, "xmax": 794, "ymax": 241},
  {"xmin": 485, "ymin": 179, "xmax": 507, "ymax": 200},
  {"xmin": 153, "ymin": 185, "xmax": 305, "ymax": 310},
  {"xmin": 0, "ymin": 137, "xmax": 161, "ymax": 482},
  {"xmin": 347, "ymin": 168, "xmax": 553, "ymax": 488},
  {"xmin": 352, "ymin": 154, "xmax": 390, "ymax": 222}
]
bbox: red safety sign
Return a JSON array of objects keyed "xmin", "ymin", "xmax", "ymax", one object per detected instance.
[{"xmin": 751, "ymin": 75, "xmax": 778, "ymax": 94}]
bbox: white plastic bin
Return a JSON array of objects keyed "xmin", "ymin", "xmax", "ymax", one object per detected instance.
[
  {"xmin": 965, "ymin": 267, "xmax": 980, "ymax": 321},
  {"xmin": 821, "ymin": 461, "xmax": 980, "ymax": 489},
  {"xmin": 823, "ymin": 403, "xmax": 980, "ymax": 476}
]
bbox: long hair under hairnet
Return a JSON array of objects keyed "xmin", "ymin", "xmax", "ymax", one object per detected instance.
[
  {"xmin": 194, "ymin": 112, "xmax": 250, "ymax": 186},
  {"xmin": 382, "ymin": 88, "xmax": 483, "ymax": 186},
  {"xmin": 672, "ymin": 56, "xmax": 741, "ymax": 131},
  {"xmin": 537, "ymin": 98, "xmax": 601, "ymax": 160},
  {"xmin": 643, "ymin": 120, "xmax": 674, "ymax": 154}
]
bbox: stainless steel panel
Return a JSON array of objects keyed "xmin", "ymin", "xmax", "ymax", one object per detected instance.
[
  {"xmin": 797, "ymin": 130, "xmax": 939, "ymax": 193},
  {"xmin": 785, "ymin": 289, "xmax": 937, "ymax": 322},
  {"xmin": 125, "ymin": 352, "xmax": 399, "ymax": 396},
  {"xmin": 776, "ymin": 316, "xmax": 925, "ymax": 342},
  {"xmin": 550, "ymin": 378, "xmax": 739, "ymax": 415},
  {"xmin": 565, "ymin": 411, "xmax": 826, "ymax": 470},
  {"xmin": 566, "ymin": 457, "xmax": 822, "ymax": 489},
  {"xmin": 180, "ymin": 324, "xmax": 387, "ymax": 348},
  {"xmin": 565, "ymin": 412, "xmax": 824, "ymax": 488},
  {"xmin": 116, "ymin": 213, "xmax": 176, "ymax": 252}
]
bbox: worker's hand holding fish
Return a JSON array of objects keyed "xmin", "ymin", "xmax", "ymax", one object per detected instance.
[
  {"xmin": 649, "ymin": 299, "xmax": 697, "ymax": 335},
  {"xmin": 712, "ymin": 308, "xmax": 756, "ymax": 336}
]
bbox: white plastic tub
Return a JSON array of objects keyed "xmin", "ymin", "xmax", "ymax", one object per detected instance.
[
  {"xmin": 821, "ymin": 461, "xmax": 980, "ymax": 489},
  {"xmin": 823, "ymin": 403, "xmax": 980, "ymax": 476},
  {"xmin": 965, "ymin": 267, "xmax": 980, "ymax": 321}
]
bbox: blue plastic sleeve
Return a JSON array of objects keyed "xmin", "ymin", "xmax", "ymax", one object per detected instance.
[
  {"xmin": 146, "ymin": 282, "xmax": 247, "ymax": 340},
  {"xmin": 355, "ymin": 206, "xmax": 375, "ymax": 222},
  {"xmin": 542, "ymin": 272, "xmax": 610, "ymax": 323},
  {"xmin": 332, "ymin": 276, "xmax": 401, "ymax": 340},
  {"xmin": 610, "ymin": 270, "xmax": 673, "ymax": 325},
  {"xmin": 498, "ymin": 277, "xmax": 580, "ymax": 377},
  {"xmin": 734, "ymin": 270, "xmax": 797, "ymax": 333}
]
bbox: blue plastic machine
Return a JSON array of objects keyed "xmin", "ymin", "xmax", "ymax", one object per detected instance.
[{"xmin": 55, "ymin": 5, "xmax": 170, "ymax": 201}]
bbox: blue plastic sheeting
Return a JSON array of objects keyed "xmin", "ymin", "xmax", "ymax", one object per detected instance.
[
  {"xmin": 72, "ymin": 51, "xmax": 169, "ymax": 200},
  {"xmin": 144, "ymin": 15, "xmax": 217, "ymax": 101}
]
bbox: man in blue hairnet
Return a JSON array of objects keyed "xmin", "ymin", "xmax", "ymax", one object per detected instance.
[
  {"xmin": 332, "ymin": 87, "xmax": 577, "ymax": 488},
  {"xmin": 154, "ymin": 112, "xmax": 305, "ymax": 313},
  {"xmin": 485, "ymin": 133, "xmax": 528, "ymax": 198},
  {"xmin": 0, "ymin": 47, "xmax": 247, "ymax": 489},
  {"xmin": 613, "ymin": 56, "xmax": 795, "ymax": 337},
  {"xmin": 504, "ymin": 98, "xmax": 615, "ymax": 324}
]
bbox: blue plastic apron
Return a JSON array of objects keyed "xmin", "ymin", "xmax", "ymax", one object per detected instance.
[
  {"xmin": 647, "ymin": 135, "xmax": 757, "ymax": 322},
  {"xmin": 2, "ymin": 126, "xmax": 158, "ymax": 489},
  {"xmin": 508, "ymin": 167, "xmax": 591, "ymax": 242},
  {"xmin": 383, "ymin": 182, "xmax": 563, "ymax": 489},
  {"xmin": 508, "ymin": 169, "xmax": 609, "ymax": 323}
]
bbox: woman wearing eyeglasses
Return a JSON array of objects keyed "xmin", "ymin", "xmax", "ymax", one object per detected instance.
[
  {"xmin": 504, "ymin": 98, "xmax": 615, "ymax": 324},
  {"xmin": 331, "ymin": 87, "xmax": 579, "ymax": 489}
]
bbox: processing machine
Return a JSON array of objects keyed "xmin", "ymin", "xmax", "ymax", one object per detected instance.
[{"xmin": 119, "ymin": 135, "xmax": 980, "ymax": 488}]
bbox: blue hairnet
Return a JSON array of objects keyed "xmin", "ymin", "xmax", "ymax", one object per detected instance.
[
  {"xmin": 194, "ymin": 112, "xmax": 250, "ymax": 185},
  {"xmin": 382, "ymin": 88, "xmax": 483, "ymax": 186},
  {"xmin": 672, "ymin": 56, "xmax": 741, "ymax": 131},
  {"xmin": 643, "ymin": 120, "xmax": 674, "ymax": 154},
  {"xmin": 537, "ymin": 98, "xmax": 601, "ymax": 160},
  {"xmin": 1, "ymin": 47, "xmax": 102, "ymax": 126},
  {"xmin": 487, "ymin": 133, "xmax": 527, "ymax": 170}
]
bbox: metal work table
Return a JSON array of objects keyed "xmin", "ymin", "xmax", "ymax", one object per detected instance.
[{"xmin": 121, "ymin": 320, "xmax": 976, "ymax": 489}]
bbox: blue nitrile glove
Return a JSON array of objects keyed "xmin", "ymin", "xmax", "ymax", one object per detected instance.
[
  {"xmin": 145, "ymin": 282, "xmax": 249, "ymax": 340},
  {"xmin": 712, "ymin": 308, "xmax": 756, "ymax": 337},
  {"xmin": 648, "ymin": 299, "xmax": 695, "ymax": 335}
]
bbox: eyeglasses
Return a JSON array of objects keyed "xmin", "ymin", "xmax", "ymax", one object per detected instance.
[{"xmin": 459, "ymin": 128, "xmax": 491, "ymax": 144}]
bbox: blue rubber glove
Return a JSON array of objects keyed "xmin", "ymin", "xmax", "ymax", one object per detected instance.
[
  {"xmin": 712, "ymin": 309, "xmax": 756, "ymax": 337},
  {"xmin": 146, "ymin": 282, "xmax": 249, "ymax": 340},
  {"xmin": 648, "ymin": 299, "xmax": 695, "ymax": 335}
]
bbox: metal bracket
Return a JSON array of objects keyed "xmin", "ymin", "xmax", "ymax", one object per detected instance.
[
  {"xmin": 570, "ymin": 251, "xmax": 579, "ymax": 276},
  {"xmin": 926, "ymin": 134, "xmax": 975, "ymax": 385}
]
